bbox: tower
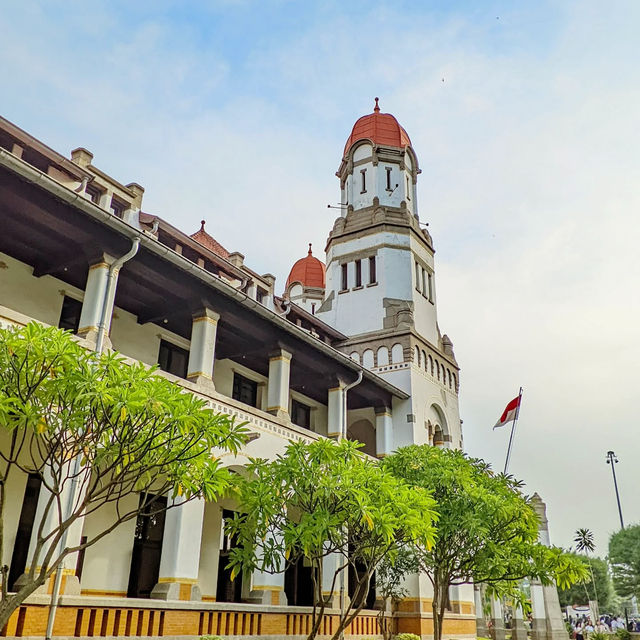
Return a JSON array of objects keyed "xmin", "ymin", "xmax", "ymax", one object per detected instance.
[
  {"xmin": 284, "ymin": 244, "xmax": 326, "ymax": 315},
  {"xmin": 316, "ymin": 98, "xmax": 462, "ymax": 452}
]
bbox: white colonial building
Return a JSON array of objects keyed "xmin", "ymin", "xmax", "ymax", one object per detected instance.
[{"xmin": 0, "ymin": 102, "xmax": 475, "ymax": 639}]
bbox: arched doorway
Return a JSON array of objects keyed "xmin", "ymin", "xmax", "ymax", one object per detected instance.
[{"xmin": 347, "ymin": 419, "xmax": 376, "ymax": 457}]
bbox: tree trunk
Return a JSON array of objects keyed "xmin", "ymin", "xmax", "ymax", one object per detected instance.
[
  {"xmin": 376, "ymin": 596, "xmax": 393, "ymax": 640},
  {"xmin": 0, "ymin": 574, "xmax": 48, "ymax": 633},
  {"xmin": 432, "ymin": 580, "xmax": 448, "ymax": 640}
]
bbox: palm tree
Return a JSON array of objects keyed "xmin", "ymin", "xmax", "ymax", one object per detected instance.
[{"xmin": 574, "ymin": 528, "xmax": 599, "ymax": 606}]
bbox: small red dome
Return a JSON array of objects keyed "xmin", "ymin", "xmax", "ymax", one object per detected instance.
[
  {"xmin": 343, "ymin": 98, "xmax": 411, "ymax": 157},
  {"xmin": 286, "ymin": 245, "xmax": 326, "ymax": 289}
]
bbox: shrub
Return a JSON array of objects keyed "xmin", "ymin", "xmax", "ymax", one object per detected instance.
[
  {"xmin": 395, "ymin": 634, "xmax": 421, "ymax": 640},
  {"xmin": 615, "ymin": 629, "xmax": 631, "ymax": 640}
]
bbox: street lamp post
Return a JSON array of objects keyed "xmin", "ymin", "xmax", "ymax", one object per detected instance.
[{"xmin": 606, "ymin": 450, "xmax": 624, "ymax": 529}]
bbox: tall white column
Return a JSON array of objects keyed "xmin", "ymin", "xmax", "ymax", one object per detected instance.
[
  {"xmin": 16, "ymin": 466, "xmax": 85, "ymax": 595},
  {"xmin": 248, "ymin": 533, "xmax": 287, "ymax": 606},
  {"xmin": 187, "ymin": 307, "xmax": 220, "ymax": 387},
  {"xmin": 266, "ymin": 348, "xmax": 292, "ymax": 419},
  {"xmin": 151, "ymin": 497, "xmax": 205, "ymax": 601},
  {"xmin": 475, "ymin": 585, "xmax": 488, "ymax": 638},
  {"xmin": 327, "ymin": 381, "xmax": 346, "ymax": 439},
  {"xmin": 511, "ymin": 603, "xmax": 528, "ymax": 640},
  {"xmin": 322, "ymin": 552, "xmax": 345, "ymax": 608},
  {"xmin": 78, "ymin": 258, "xmax": 113, "ymax": 341},
  {"xmin": 491, "ymin": 597, "xmax": 506, "ymax": 640},
  {"xmin": 530, "ymin": 493, "xmax": 570, "ymax": 640},
  {"xmin": 375, "ymin": 407, "xmax": 393, "ymax": 457}
]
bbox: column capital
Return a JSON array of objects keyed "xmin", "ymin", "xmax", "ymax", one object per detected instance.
[
  {"xmin": 268, "ymin": 346, "xmax": 293, "ymax": 362},
  {"xmin": 192, "ymin": 307, "xmax": 220, "ymax": 326}
]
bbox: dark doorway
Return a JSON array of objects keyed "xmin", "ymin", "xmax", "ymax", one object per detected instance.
[
  {"xmin": 8, "ymin": 473, "xmax": 42, "ymax": 591},
  {"xmin": 348, "ymin": 552, "xmax": 376, "ymax": 610},
  {"xmin": 127, "ymin": 494, "xmax": 167, "ymax": 598},
  {"xmin": 285, "ymin": 555, "xmax": 315, "ymax": 606},
  {"xmin": 216, "ymin": 509, "xmax": 243, "ymax": 602}
]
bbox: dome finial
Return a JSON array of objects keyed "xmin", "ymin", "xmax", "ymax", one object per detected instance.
[
  {"xmin": 374, "ymin": 97, "xmax": 380, "ymax": 113},
  {"xmin": 308, "ymin": 243, "xmax": 313, "ymax": 256},
  {"xmin": 200, "ymin": 219, "xmax": 206, "ymax": 231}
]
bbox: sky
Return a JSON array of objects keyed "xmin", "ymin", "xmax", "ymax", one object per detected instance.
[{"xmin": 2, "ymin": 0, "xmax": 639, "ymax": 557}]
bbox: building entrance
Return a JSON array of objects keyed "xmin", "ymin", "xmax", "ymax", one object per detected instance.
[
  {"xmin": 127, "ymin": 494, "xmax": 167, "ymax": 598},
  {"xmin": 8, "ymin": 473, "xmax": 42, "ymax": 591}
]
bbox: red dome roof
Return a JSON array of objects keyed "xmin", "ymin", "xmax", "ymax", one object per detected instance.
[
  {"xmin": 286, "ymin": 245, "xmax": 326, "ymax": 289},
  {"xmin": 343, "ymin": 98, "xmax": 411, "ymax": 157}
]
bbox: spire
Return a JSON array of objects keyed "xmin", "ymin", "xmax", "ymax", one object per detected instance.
[
  {"xmin": 200, "ymin": 219, "xmax": 206, "ymax": 232},
  {"xmin": 308, "ymin": 243, "xmax": 313, "ymax": 256},
  {"xmin": 374, "ymin": 97, "xmax": 380, "ymax": 113}
]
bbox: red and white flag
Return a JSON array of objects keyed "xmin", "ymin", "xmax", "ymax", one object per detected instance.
[{"xmin": 493, "ymin": 394, "xmax": 522, "ymax": 429}]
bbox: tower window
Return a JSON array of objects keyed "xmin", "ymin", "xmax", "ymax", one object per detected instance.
[
  {"xmin": 58, "ymin": 296, "xmax": 83, "ymax": 334},
  {"xmin": 368, "ymin": 256, "xmax": 376, "ymax": 284},
  {"xmin": 428, "ymin": 272, "xmax": 433, "ymax": 301},
  {"xmin": 355, "ymin": 260, "xmax": 362, "ymax": 287},
  {"xmin": 422, "ymin": 268, "xmax": 427, "ymax": 297},
  {"xmin": 360, "ymin": 169, "xmax": 366, "ymax": 193},
  {"xmin": 415, "ymin": 262, "xmax": 421, "ymax": 292},
  {"xmin": 406, "ymin": 176, "xmax": 411, "ymax": 200},
  {"xmin": 386, "ymin": 167, "xmax": 392, "ymax": 191},
  {"xmin": 341, "ymin": 263, "xmax": 348, "ymax": 291}
]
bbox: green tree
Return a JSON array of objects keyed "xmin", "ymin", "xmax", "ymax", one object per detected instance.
[
  {"xmin": 609, "ymin": 524, "xmax": 640, "ymax": 600},
  {"xmin": 574, "ymin": 528, "xmax": 599, "ymax": 604},
  {"xmin": 0, "ymin": 323, "xmax": 246, "ymax": 630},
  {"xmin": 226, "ymin": 438, "xmax": 437, "ymax": 640},
  {"xmin": 383, "ymin": 445, "xmax": 587, "ymax": 640},
  {"xmin": 375, "ymin": 546, "xmax": 420, "ymax": 640},
  {"xmin": 558, "ymin": 554, "xmax": 613, "ymax": 611}
]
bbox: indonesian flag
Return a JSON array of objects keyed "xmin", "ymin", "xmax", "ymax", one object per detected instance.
[{"xmin": 493, "ymin": 394, "xmax": 522, "ymax": 429}]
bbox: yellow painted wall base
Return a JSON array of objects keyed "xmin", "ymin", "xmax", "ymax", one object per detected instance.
[{"xmin": 1, "ymin": 601, "xmax": 477, "ymax": 639}]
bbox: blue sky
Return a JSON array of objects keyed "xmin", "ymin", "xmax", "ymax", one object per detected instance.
[{"xmin": 2, "ymin": 1, "xmax": 640, "ymax": 556}]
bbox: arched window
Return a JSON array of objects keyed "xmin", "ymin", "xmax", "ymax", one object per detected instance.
[
  {"xmin": 452, "ymin": 373, "xmax": 457, "ymax": 391},
  {"xmin": 350, "ymin": 351, "xmax": 360, "ymax": 363},
  {"xmin": 435, "ymin": 360, "xmax": 440, "ymax": 380},
  {"xmin": 391, "ymin": 343, "xmax": 403, "ymax": 364},
  {"xmin": 377, "ymin": 346, "xmax": 389, "ymax": 367},
  {"xmin": 414, "ymin": 346, "xmax": 420, "ymax": 367},
  {"xmin": 429, "ymin": 355, "xmax": 434, "ymax": 375},
  {"xmin": 422, "ymin": 350, "xmax": 427, "ymax": 370},
  {"xmin": 362, "ymin": 349, "xmax": 375, "ymax": 369},
  {"xmin": 447, "ymin": 369, "xmax": 451, "ymax": 387}
]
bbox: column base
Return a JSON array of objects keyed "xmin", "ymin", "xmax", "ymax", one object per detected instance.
[
  {"xmin": 150, "ymin": 581, "xmax": 202, "ymax": 601},
  {"xmin": 246, "ymin": 588, "xmax": 287, "ymax": 606},
  {"xmin": 267, "ymin": 408, "xmax": 290, "ymax": 420},
  {"xmin": 511, "ymin": 619, "xmax": 528, "ymax": 640},
  {"xmin": 532, "ymin": 618, "xmax": 548, "ymax": 640},
  {"xmin": 77, "ymin": 328, "xmax": 112, "ymax": 351},
  {"xmin": 321, "ymin": 592, "xmax": 343, "ymax": 609},
  {"xmin": 13, "ymin": 571, "xmax": 81, "ymax": 596},
  {"xmin": 490, "ymin": 621, "xmax": 506, "ymax": 640},
  {"xmin": 186, "ymin": 374, "xmax": 215, "ymax": 390},
  {"xmin": 476, "ymin": 618, "xmax": 489, "ymax": 638}
]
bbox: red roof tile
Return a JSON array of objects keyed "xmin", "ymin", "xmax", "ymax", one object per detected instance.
[
  {"xmin": 190, "ymin": 220, "xmax": 230, "ymax": 258},
  {"xmin": 343, "ymin": 97, "xmax": 411, "ymax": 157},
  {"xmin": 286, "ymin": 244, "xmax": 326, "ymax": 289}
]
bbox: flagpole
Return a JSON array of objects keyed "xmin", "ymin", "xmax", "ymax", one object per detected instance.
[{"xmin": 503, "ymin": 387, "xmax": 523, "ymax": 474}]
